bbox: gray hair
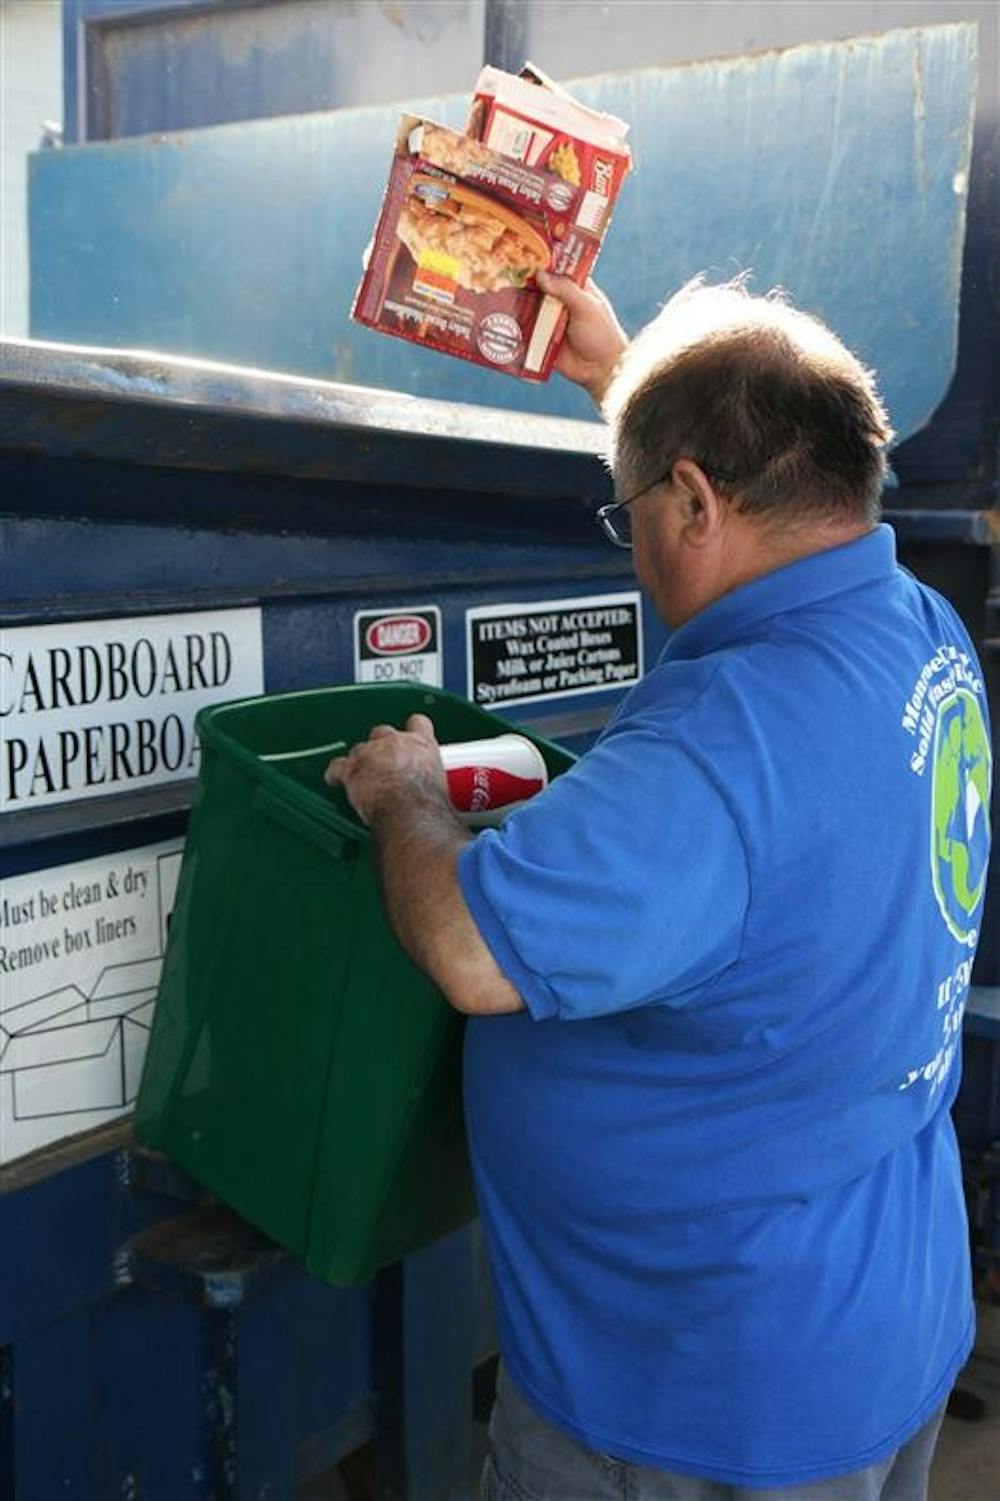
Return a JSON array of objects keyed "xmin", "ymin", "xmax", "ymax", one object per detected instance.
[{"xmin": 604, "ymin": 277, "xmax": 894, "ymax": 524}]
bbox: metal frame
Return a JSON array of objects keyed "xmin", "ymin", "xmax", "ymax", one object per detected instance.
[{"xmin": 63, "ymin": 0, "xmax": 523, "ymax": 143}]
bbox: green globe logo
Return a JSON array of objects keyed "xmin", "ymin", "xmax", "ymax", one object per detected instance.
[{"xmin": 931, "ymin": 688, "xmax": 992, "ymax": 943}]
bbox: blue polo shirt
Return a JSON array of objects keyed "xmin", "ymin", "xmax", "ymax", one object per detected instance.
[{"xmin": 458, "ymin": 526, "xmax": 991, "ymax": 1487}]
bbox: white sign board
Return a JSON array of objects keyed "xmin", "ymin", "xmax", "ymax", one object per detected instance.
[
  {"xmin": 0, "ymin": 840, "xmax": 183, "ymax": 1163},
  {"xmin": 353, "ymin": 606, "xmax": 443, "ymax": 687},
  {"xmin": 466, "ymin": 592, "xmax": 643, "ymax": 708},
  {"xmin": 1, "ymin": 608, "xmax": 264, "ymax": 811}
]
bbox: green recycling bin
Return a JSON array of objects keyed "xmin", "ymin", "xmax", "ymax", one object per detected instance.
[{"xmin": 134, "ymin": 683, "xmax": 574, "ymax": 1286}]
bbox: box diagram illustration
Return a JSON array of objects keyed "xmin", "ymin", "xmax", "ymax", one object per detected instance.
[{"xmin": 0, "ymin": 840, "xmax": 184, "ymax": 1162}]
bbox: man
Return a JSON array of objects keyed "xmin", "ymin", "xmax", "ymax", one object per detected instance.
[{"xmin": 326, "ymin": 275, "xmax": 992, "ymax": 1499}]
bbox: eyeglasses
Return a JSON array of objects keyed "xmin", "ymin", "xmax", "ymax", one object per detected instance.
[
  {"xmin": 595, "ymin": 463, "xmax": 740, "ymax": 549},
  {"xmin": 596, "ymin": 471, "xmax": 669, "ymax": 549}
]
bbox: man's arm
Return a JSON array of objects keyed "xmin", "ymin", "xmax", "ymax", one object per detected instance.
[
  {"xmin": 325, "ymin": 716, "xmax": 523, "ymax": 1015},
  {"xmin": 325, "ymin": 287, "xmax": 629, "ymax": 1010}
]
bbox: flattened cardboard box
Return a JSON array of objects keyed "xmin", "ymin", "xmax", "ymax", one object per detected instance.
[{"xmin": 352, "ymin": 116, "xmax": 630, "ymax": 382}]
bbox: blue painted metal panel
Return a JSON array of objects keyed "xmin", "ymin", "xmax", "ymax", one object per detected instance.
[
  {"xmin": 0, "ymin": 1146, "xmax": 148, "ymax": 1344},
  {"xmin": 966, "ymin": 987, "xmax": 1000, "ymax": 1042},
  {"xmin": 63, "ymin": 0, "xmax": 486, "ymax": 144},
  {"xmin": 91, "ymin": 1288, "xmax": 215, "ymax": 1498},
  {"xmin": 0, "ymin": 1346, "xmax": 13, "ymax": 1497},
  {"xmin": 0, "ymin": 1124, "xmax": 447, "ymax": 1496},
  {"xmin": 13, "ymin": 1316, "xmax": 95, "ymax": 1493},
  {"xmin": 374, "ymin": 1229, "xmax": 479, "ymax": 1501},
  {"xmin": 590, "ymin": 24, "xmax": 977, "ymax": 445},
  {"xmin": 953, "ymin": 1026, "xmax": 1000, "ymax": 1288},
  {"xmin": 63, "ymin": 0, "xmax": 204, "ymax": 145},
  {"xmin": 31, "ymin": 23, "xmax": 977, "ymax": 448}
]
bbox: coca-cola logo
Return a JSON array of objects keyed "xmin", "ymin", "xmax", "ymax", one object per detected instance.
[
  {"xmin": 445, "ymin": 764, "xmax": 545, "ymax": 813},
  {"xmin": 365, "ymin": 615, "xmax": 433, "ymax": 655}
]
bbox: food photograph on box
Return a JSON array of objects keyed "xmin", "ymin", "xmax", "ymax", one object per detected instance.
[{"xmin": 352, "ymin": 63, "xmax": 632, "ymax": 382}]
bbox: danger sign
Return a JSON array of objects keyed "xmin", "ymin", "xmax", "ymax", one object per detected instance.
[
  {"xmin": 354, "ymin": 606, "xmax": 442, "ymax": 686},
  {"xmin": 365, "ymin": 615, "xmax": 433, "ymax": 655}
]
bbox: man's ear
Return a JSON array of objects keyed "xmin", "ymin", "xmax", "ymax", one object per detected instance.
[{"xmin": 671, "ymin": 459, "xmax": 725, "ymax": 543}]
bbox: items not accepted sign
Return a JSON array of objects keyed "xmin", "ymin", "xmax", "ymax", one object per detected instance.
[
  {"xmin": 354, "ymin": 607, "xmax": 443, "ymax": 687},
  {"xmin": 467, "ymin": 591, "xmax": 643, "ymax": 708}
]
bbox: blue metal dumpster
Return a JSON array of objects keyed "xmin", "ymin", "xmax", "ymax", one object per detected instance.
[{"xmin": 0, "ymin": 339, "xmax": 661, "ymax": 1498}]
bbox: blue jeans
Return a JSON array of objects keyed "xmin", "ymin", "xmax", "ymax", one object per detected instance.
[{"xmin": 481, "ymin": 1363, "xmax": 947, "ymax": 1500}]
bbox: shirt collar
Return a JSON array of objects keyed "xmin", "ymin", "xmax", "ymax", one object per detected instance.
[{"xmin": 661, "ymin": 523, "xmax": 897, "ymax": 662}]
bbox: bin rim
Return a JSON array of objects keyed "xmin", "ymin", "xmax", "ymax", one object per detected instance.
[
  {"xmin": 198, "ymin": 681, "xmax": 493, "ymax": 742},
  {"xmin": 195, "ymin": 682, "xmax": 556, "ymax": 846},
  {"xmin": 194, "ymin": 685, "xmax": 409, "ymax": 846}
]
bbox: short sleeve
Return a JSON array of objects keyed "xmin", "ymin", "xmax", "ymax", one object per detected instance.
[{"xmin": 456, "ymin": 723, "xmax": 749, "ymax": 1020}]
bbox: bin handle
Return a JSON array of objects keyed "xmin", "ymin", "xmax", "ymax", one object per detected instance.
[{"xmin": 253, "ymin": 786, "xmax": 353, "ymax": 861}]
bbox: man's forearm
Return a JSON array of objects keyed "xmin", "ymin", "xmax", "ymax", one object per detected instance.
[{"xmin": 368, "ymin": 789, "xmax": 524, "ymax": 1015}]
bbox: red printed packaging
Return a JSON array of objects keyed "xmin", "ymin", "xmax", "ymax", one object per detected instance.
[
  {"xmin": 352, "ymin": 78, "xmax": 631, "ymax": 382},
  {"xmin": 468, "ymin": 64, "xmax": 630, "ymax": 224}
]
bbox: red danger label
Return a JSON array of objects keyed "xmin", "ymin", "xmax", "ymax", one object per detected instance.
[
  {"xmin": 355, "ymin": 605, "xmax": 441, "ymax": 687},
  {"xmin": 365, "ymin": 615, "xmax": 433, "ymax": 656}
]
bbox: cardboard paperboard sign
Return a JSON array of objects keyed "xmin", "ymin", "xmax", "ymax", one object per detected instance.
[{"xmin": 1, "ymin": 608, "xmax": 264, "ymax": 811}]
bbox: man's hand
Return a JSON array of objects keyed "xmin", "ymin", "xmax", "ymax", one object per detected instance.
[
  {"xmin": 324, "ymin": 713, "xmax": 447, "ymax": 827},
  {"xmin": 536, "ymin": 271, "xmax": 629, "ymax": 407},
  {"xmin": 324, "ymin": 713, "xmax": 522, "ymax": 1015}
]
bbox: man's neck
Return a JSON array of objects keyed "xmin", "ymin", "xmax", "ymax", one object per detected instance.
[
  {"xmin": 729, "ymin": 517, "xmax": 875, "ymax": 591},
  {"xmin": 672, "ymin": 519, "xmax": 876, "ymax": 628}
]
